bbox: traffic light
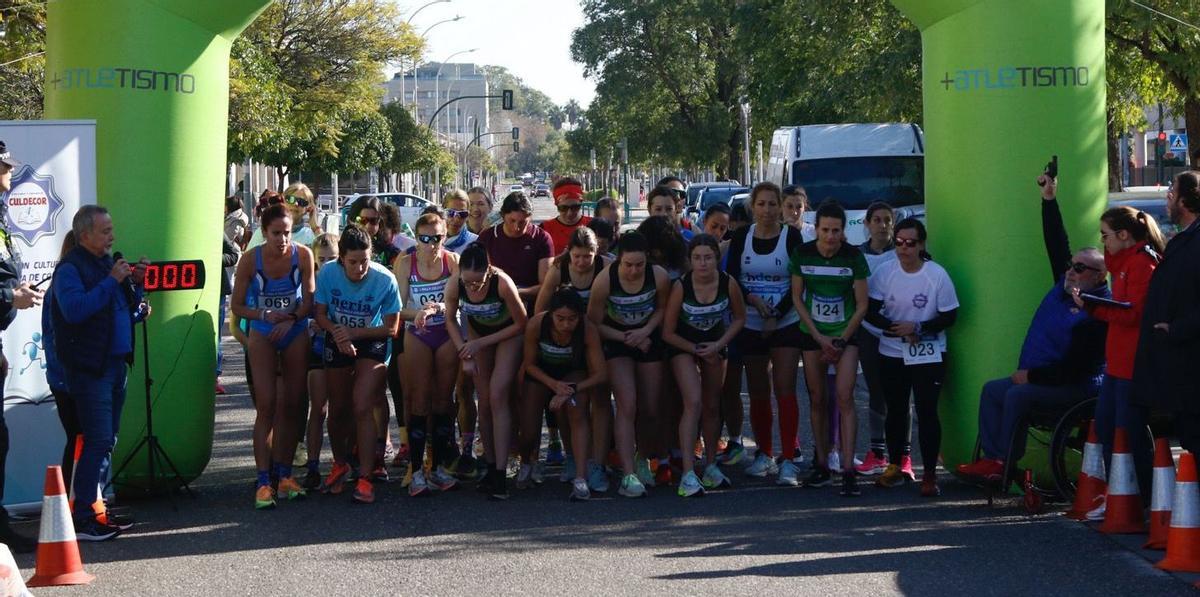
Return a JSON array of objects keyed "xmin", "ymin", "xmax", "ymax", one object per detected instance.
[
  {"xmin": 513, "ymin": 141, "xmax": 520, "ymax": 152},
  {"xmin": 1158, "ymin": 131, "xmax": 1168, "ymax": 142},
  {"xmin": 1158, "ymin": 131, "xmax": 1167, "ymax": 158},
  {"xmin": 512, "ymin": 126, "xmax": 519, "ymax": 139},
  {"xmin": 502, "ymin": 89, "xmax": 514, "ymax": 110}
]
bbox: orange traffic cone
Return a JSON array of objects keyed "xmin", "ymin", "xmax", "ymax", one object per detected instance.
[
  {"xmin": 26, "ymin": 465, "xmax": 95, "ymax": 587},
  {"xmin": 1158, "ymin": 452, "xmax": 1200, "ymax": 572},
  {"xmin": 1145, "ymin": 438, "xmax": 1175, "ymax": 550},
  {"xmin": 1099, "ymin": 428, "xmax": 1146, "ymax": 534},
  {"xmin": 1066, "ymin": 421, "xmax": 1106, "ymax": 520}
]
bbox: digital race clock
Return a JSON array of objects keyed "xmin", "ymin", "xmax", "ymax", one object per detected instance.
[{"xmin": 142, "ymin": 259, "xmax": 206, "ymax": 292}]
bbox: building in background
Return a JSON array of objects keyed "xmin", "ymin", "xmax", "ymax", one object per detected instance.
[{"xmin": 384, "ymin": 62, "xmax": 491, "ymax": 150}]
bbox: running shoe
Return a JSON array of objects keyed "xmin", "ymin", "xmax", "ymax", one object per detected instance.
[
  {"xmin": 955, "ymin": 458, "xmax": 1005, "ymax": 480},
  {"xmin": 391, "ymin": 444, "xmax": 409, "ymax": 468},
  {"xmin": 454, "ymin": 453, "xmax": 481, "ymax": 481},
  {"xmin": 409, "ymin": 469, "xmax": 432, "ymax": 497},
  {"xmin": 702, "ymin": 463, "xmax": 732, "ymax": 489},
  {"xmin": 570, "ymin": 478, "xmax": 591, "ymax": 501},
  {"xmin": 277, "ymin": 477, "xmax": 306, "ymax": 501},
  {"xmin": 828, "ymin": 451, "xmax": 842, "ymax": 474},
  {"xmin": 103, "ymin": 511, "xmax": 136, "ymax": 531},
  {"xmin": 655, "ymin": 462, "xmax": 673, "ymax": 487},
  {"xmin": 694, "ymin": 439, "xmax": 705, "ymax": 460},
  {"xmin": 352, "ymin": 478, "xmax": 375, "ymax": 504},
  {"xmin": 618, "ymin": 473, "xmax": 647, "ymax": 498},
  {"xmin": 75, "ymin": 517, "xmax": 122, "ymax": 542},
  {"xmin": 856, "ymin": 452, "xmax": 889, "ymax": 476},
  {"xmin": 489, "ymin": 472, "xmax": 510, "ymax": 501},
  {"xmin": 321, "ymin": 461, "xmax": 351, "ymax": 495},
  {"xmin": 678, "ymin": 470, "xmax": 705, "ymax": 497},
  {"xmin": 560, "ymin": 455, "xmax": 576, "ymax": 483},
  {"xmin": 876, "ymin": 464, "xmax": 907, "ymax": 488},
  {"xmin": 293, "ymin": 444, "xmax": 307, "ymax": 467},
  {"xmin": 776, "ymin": 459, "xmax": 800, "ymax": 486},
  {"xmin": 516, "ymin": 464, "xmax": 535, "ymax": 489},
  {"xmin": 254, "ymin": 485, "xmax": 276, "ymax": 510},
  {"xmin": 215, "ymin": 383, "xmax": 226, "ymax": 395},
  {"xmin": 531, "ymin": 461, "xmax": 546, "ymax": 485},
  {"xmin": 383, "ymin": 440, "xmax": 396, "ymax": 465},
  {"xmin": 635, "ymin": 458, "xmax": 656, "ymax": 488},
  {"xmin": 587, "ymin": 463, "xmax": 610, "ymax": 493},
  {"xmin": 801, "ymin": 467, "xmax": 832, "ymax": 488},
  {"xmin": 840, "ymin": 472, "xmax": 861, "ymax": 497},
  {"xmin": 546, "ymin": 440, "xmax": 565, "ymax": 465},
  {"xmin": 716, "ymin": 441, "xmax": 746, "ymax": 466},
  {"xmin": 745, "ymin": 451, "xmax": 779, "ymax": 478},
  {"xmin": 371, "ymin": 465, "xmax": 390, "ymax": 483},
  {"xmin": 920, "ymin": 472, "xmax": 940, "ymax": 497},
  {"xmin": 899, "ymin": 455, "xmax": 917, "ymax": 482},
  {"xmin": 302, "ymin": 468, "xmax": 322, "ymax": 491},
  {"xmin": 431, "ymin": 466, "xmax": 459, "ymax": 491}
]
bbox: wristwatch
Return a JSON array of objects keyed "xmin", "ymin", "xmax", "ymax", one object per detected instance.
[{"xmin": 261, "ymin": 309, "xmax": 273, "ymax": 321}]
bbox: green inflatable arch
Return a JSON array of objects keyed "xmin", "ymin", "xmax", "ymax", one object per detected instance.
[
  {"xmin": 890, "ymin": 0, "xmax": 1107, "ymax": 467},
  {"xmin": 44, "ymin": 0, "xmax": 271, "ymax": 489}
]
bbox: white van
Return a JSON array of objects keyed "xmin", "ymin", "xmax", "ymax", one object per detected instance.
[{"xmin": 766, "ymin": 123, "xmax": 925, "ymax": 245}]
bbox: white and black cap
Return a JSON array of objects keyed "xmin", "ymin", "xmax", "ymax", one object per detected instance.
[{"xmin": 0, "ymin": 141, "xmax": 19, "ymax": 168}]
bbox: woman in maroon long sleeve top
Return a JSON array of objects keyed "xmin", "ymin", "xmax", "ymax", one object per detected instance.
[{"xmin": 1073, "ymin": 205, "xmax": 1165, "ymax": 493}]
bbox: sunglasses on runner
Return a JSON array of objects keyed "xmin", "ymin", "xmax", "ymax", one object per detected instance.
[
  {"xmin": 284, "ymin": 195, "xmax": 310, "ymax": 208},
  {"xmin": 557, "ymin": 204, "xmax": 582, "ymax": 213},
  {"xmin": 447, "ymin": 209, "xmax": 468, "ymax": 219},
  {"xmin": 356, "ymin": 216, "xmax": 381, "ymax": 226},
  {"xmin": 417, "ymin": 234, "xmax": 444, "ymax": 245},
  {"xmin": 668, "ymin": 188, "xmax": 687, "ymax": 200},
  {"xmin": 895, "ymin": 238, "xmax": 921, "ymax": 248},
  {"xmin": 1069, "ymin": 261, "xmax": 1102, "ymax": 274}
]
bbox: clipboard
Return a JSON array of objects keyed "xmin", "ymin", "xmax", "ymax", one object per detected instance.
[{"xmin": 1079, "ymin": 293, "xmax": 1131, "ymax": 310}]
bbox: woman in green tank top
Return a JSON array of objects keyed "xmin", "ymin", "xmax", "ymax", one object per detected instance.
[
  {"xmin": 445, "ymin": 242, "xmax": 528, "ymax": 500},
  {"xmin": 520, "ymin": 289, "xmax": 607, "ymax": 501},
  {"xmin": 662, "ymin": 234, "xmax": 746, "ymax": 497}
]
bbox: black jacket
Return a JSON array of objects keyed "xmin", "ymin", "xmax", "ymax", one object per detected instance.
[
  {"xmin": 220, "ymin": 235, "xmax": 240, "ymax": 296},
  {"xmin": 1133, "ymin": 217, "xmax": 1200, "ymax": 413},
  {"xmin": 0, "ymin": 228, "xmax": 22, "ymax": 333}
]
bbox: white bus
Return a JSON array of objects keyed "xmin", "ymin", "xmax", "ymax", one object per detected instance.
[{"xmin": 766, "ymin": 123, "xmax": 925, "ymax": 245}]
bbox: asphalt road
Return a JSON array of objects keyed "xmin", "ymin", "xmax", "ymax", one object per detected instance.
[{"xmin": 12, "ymin": 324, "xmax": 1198, "ymax": 596}]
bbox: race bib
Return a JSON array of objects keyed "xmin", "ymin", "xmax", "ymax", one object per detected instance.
[
  {"xmin": 260, "ymin": 294, "xmax": 295, "ymax": 311},
  {"xmin": 811, "ymin": 295, "xmax": 844, "ymax": 324},
  {"xmin": 336, "ymin": 313, "xmax": 369, "ymax": 329},
  {"xmin": 903, "ymin": 335, "xmax": 943, "ymax": 366}
]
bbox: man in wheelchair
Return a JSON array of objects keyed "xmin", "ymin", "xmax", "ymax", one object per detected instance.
[{"xmin": 957, "ymin": 171, "xmax": 1110, "ymax": 481}]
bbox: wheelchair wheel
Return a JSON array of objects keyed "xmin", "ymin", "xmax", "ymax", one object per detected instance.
[{"xmin": 1050, "ymin": 398, "xmax": 1097, "ymax": 502}]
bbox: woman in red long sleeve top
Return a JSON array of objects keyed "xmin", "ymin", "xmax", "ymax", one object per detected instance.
[{"xmin": 1073, "ymin": 206, "xmax": 1166, "ymax": 486}]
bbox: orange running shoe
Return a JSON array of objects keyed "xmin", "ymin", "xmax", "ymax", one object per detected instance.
[
  {"xmin": 254, "ymin": 485, "xmax": 276, "ymax": 510},
  {"xmin": 277, "ymin": 477, "xmax": 306, "ymax": 501},
  {"xmin": 655, "ymin": 462, "xmax": 673, "ymax": 487},
  {"xmin": 321, "ymin": 461, "xmax": 351, "ymax": 495},
  {"xmin": 352, "ymin": 478, "xmax": 375, "ymax": 504}
]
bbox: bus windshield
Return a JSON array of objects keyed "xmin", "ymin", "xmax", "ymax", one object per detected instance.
[{"xmin": 791, "ymin": 156, "xmax": 924, "ymax": 210}]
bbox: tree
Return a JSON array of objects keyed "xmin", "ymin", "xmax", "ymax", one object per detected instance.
[
  {"xmin": 228, "ymin": 0, "xmax": 424, "ymax": 181},
  {"xmin": 1108, "ymin": 0, "xmax": 1200, "ymax": 165},
  {"xmin": 0, "ymin": 0, "xmax": 46, "ymax": 120},
  {"xmin": 1105, "ymin": 38, "xmax": 1175, "ymax": 190},
  {"xmin": 572, "ymin": 0, "xmax": 746, "ymax": 179},
  {"xmin": 380, "ymin": 101, "xmax": 454, "ymax": 177}
]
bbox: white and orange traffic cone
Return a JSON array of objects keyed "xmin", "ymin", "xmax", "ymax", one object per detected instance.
[
  {"xmin": 0, "ymin": 543, "xmax": 32, "ymax": 597},
  {"xmin": 1066, "ymin": 420, "xmax": 1106, "ymax": 521},
  {"xmin": 26, "ymin": 465, "xmax": 94, "ymax": 587},
  {"xmin": 1158, "ymin": 452, "xmax": 1200, "ymax": 573},
  {"xmin": 1099, "ymin": 428, "xmax": 1146, "ymax": 534},
  {"xmin": 1145, "ymin": 438, "xmax": 1175, "ymax": 550}
]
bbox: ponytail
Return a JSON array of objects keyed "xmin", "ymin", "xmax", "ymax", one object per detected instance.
[{"xmin": 1102, "ymin": 206, "xmax": 1167, "ymax": 255}]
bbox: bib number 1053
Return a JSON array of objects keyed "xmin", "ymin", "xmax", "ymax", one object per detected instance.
[{"xmin": 903, "ymin": 338, "xmax": 942, "ymax": 366}]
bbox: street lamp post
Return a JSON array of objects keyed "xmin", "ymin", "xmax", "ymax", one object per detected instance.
[
  {"xmin": 407, "ymin": 0, "xmax": 449, "ymax": 23},
  {"xmin": 432, "ymin": 47, "xmax": 476, "ymax": 197},
  {"xmin": 411, "ymin": 15, "xmax": 463, "ymax": 114}
]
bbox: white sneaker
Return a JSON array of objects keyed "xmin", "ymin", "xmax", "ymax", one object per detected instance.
[
  {"xmin": 618, "ymin": 473, "xmax": 647, "ymax": 498},
  {"xmin": 677, "ymin": 470, "xmax": 705, "ymax": 497},
  {"xmin": 702, "ymin": 463, "xmax": 732, "ymax": 489},
  {"xmin": 745, "ymin": 452, "xmax": 779, "ymax": 477},
  {"xmin": 570, "ymin": 478, "xmax": 591, "ymax": 501},
  {"xmin": 430, "ymin": 466, "xmax": 458, "ymax": 491},
  {"xmin": 828, "ymin": 451, "xmax": 842, "ymax": 474},
  {"xmin": 409, "ymin": 469, "xmax": 431, "ymax": 497},
  {"xmin": 776, "ymin": 459, "xmax": 800, "ymax": 486},
  {"xmin": 516, "ymin": 464, "xmax": 534, "ymax": 489}
]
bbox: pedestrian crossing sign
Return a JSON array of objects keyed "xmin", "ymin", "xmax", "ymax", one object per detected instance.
[{"xmin": 1169, "ymin": 133, "xmax": 1188, "ymax": 154}]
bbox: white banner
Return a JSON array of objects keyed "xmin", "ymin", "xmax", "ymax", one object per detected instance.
[{"xmin": 0, "ymin": 121, "xmax": 96, "ymax": 510}]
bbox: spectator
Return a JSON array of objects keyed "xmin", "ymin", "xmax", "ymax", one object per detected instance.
[
  {"xmin": 52, "ymin": 205, "xmax": 149, "ymax": 540},
  {"xmin": 225, "ymin": 195, "xmax": 250, "ymax": 250},
  {"xmin": 541, "ymin": 177, "xmax": 592, "ymax": 253},
  {"xmin": 0, "ymin": 141, "xmax": 43, "ymax": 553},
  {"xmin": 1134, "ymin": 171, "xmax": 1200, "ymax": 454},
  {"xmin": 216, "ymin": 231, "xmax": 240, "ymax": 394},
  {"xmin": 957, "ymin": 172, "xmax": 1109, "ymax": 482}
]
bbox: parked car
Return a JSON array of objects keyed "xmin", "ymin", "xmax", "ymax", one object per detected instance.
[
  {"xmin": 533, "ymin": 183, "xmax": 551, "ymax": 198},
  {"xmin": 683, "ymin": 181, "xmax": 742, "ymax": 218},
  {"xmin": 1108, "ymin": 188, "xmax": 1179, "ymax": 242},
  {"xmin": 508, "ymin": 183, "xmax": 525, "ymax": 194},
  {"xmin": 685, "ymin": 186, "xmax": 751, "ymax": 222},
  {"xmin": 340, "ymin": 192, "xmax": 435, "ymax": 230}
]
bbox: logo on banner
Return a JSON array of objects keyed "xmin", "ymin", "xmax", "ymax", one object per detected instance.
[{"xmin": 3, "ymin": 166, "xmax": 64, "ymax": 246}]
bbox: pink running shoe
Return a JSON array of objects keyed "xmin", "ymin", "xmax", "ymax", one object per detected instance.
[
  {"xmin": 899, "ymin": 455, "xmax": 917, "ymax": 482},
  {"xmin": 855, "ymin": 452, "xmax": 889, "ymax": 476}
]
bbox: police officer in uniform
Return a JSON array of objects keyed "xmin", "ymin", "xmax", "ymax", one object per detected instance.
[{"xmin": 0, "ymin": 141, "xmax": 46, "ymax": 552}]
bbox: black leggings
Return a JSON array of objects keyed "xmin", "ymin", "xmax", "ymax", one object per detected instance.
[
  {"xmin": 879, "ymin": 355, "xmax": 947, "ymax": 475},
  {"xmin": 52, "ymin": 389, "xmax": 82, "ymax": 488},
  {"xmin": 388, "ymin": 336, "xmax": 405, "ymax": 428}
]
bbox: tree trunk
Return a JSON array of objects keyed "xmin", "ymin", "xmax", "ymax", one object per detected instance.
[
  {"xmin": 725, "ymin": 120, "xmax": 742, "ymax": 183},
  {"xmin": 1185, "ymin": 95, "xmax": 1200, "ymax": 168},
  {"xmin": 1106, "ymin": 109, "xmax": 1123, "ymax": 192}
]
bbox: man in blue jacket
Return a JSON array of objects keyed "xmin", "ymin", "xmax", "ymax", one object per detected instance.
[
  {"xmin": 957, "ymin": 172, "xmax": 1109, "ymax": 482},
  {"xmin": 52, "ymin": 205, "xmax": 146, "ymax": 541}
]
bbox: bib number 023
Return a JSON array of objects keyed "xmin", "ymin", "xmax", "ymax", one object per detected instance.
[{"xmin": 903, "ymin": 338, "xmax": 942, "ymax": 366}]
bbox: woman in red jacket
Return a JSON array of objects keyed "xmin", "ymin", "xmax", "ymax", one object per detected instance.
[{"xmin": 1073, "ymin": 205, "xmax": 1165, "ymax": 498}]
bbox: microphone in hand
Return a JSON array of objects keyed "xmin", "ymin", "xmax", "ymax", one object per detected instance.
[{"xmin": 113, "ymin": 251, "xmax": 138, "ymax": 297}]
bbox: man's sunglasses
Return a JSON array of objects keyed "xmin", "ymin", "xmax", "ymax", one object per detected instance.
[
  {"xmin": 557, "ymin": 204, "xmax": 582, "ymax": 213},
  {"xmin": 356, "ymin": 216, "xmax": 381, "ymax": 226},
  {"xmin": 417, "ymin": 234, "xmax": 444, "ymax": 245},
  {"xmin": 1069, "ymin": 261, "xmax": 1102, "ymax": 274},
  {"xmin": 447, "ymin": 209, "xmax": 468, "ymax": 219},
  {"xmin": 895, "ymin": 238, "xmax": 921, "ymax": 248},
  {"xmin": 284, "ymin": 195, "xmax": 310, "ymax": 208}
]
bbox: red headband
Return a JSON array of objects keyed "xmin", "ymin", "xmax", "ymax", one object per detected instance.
[{"xmin": 553, "ymin": 183, "xmax": 584, "ymax": 201}]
